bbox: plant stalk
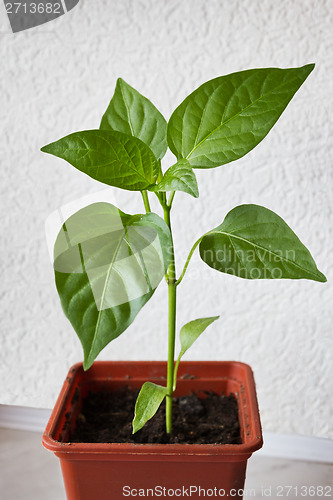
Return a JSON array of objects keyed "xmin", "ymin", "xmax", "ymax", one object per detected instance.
[
  {"xmin": 175, "ymin": 236, "xmax": 203, "ymax": 286},
  {"xmin": 141, "ymin": 190, "xmax": 151, "ymax": 213},
  {"xmin": 167, "ymin": 190, "xmax": 176, "ymax": 207},
  {"xmin": 163, "ymin": 205, "xmax": 176, "ymax": 434}
]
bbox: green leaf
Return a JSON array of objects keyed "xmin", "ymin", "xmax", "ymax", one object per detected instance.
[
  {"xmin": 173, "ymin": 316, "xmax": 219, "ymax": 392},
  {"xmin": 167, "ymin": 64, "xmax": 315, "ymax": 168},
  {"xmin": 199, "ymin": 204, "xmax": 326, "ymax": 282},
  {"xmin": 132, "ymin": 382, "xmax": 168, "ymax": 434},
  {"xmin": 100, "ymin": 78, "xmax": 168, "ymax": 161},
  {"xmin": 149, "ymin": 159, "xmax": 199, "ymax": 198},
  {"xmin": 179, "ymin": 316, "xmax": 220, "ymax": 357},
  {"xmin": 53, "ymin": 202, "xmax": 172, "ymax": 370},
  {"xmin": 41, "ymin": 130, "xmax": 159, "ymax": 191}
]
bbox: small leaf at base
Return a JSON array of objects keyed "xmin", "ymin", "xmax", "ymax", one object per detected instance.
[
  {"xmin": 132, "ymin": 382, "xmax": 168, "ymax": 434},
  {"xmin": 172, "ymin": 316, "xmax": 220, "ymax": 392},
  {"xmin": 179, "ymin": 316, "xmax": 220, "ymax": 357}
]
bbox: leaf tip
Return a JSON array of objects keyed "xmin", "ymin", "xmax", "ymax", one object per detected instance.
[
  {"xmin": 83, "ymin": 356, "xmax": 94, "ymax": 371},
  {"xmin": 117, "ymin": 77, "xmax": 131, "ymax": 91},
  {"xmin": 40, "ymin": 143, "xmax": 51, "ymax": 154},
  {"xmin": 316, "ymin": 270, "xmax": 327, "ymax": 283},
  {"xmin": 132, "ymin": 418, "xmax": 141, "ymax": 435},
  {"xmin": 303, "ymin": 62, "xmax": 315, "ymax": 77}
]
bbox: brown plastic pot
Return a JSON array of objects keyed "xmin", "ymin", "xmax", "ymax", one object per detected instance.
[{"xmin": 43, "ymin": 361, "xmax": 263, "ymax": 500}]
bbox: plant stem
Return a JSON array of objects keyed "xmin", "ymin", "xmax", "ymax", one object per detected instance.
[
  {"xmin": 167, "ymin": 190, "xmax": 176, "ymax": 207},
  {"xmin": 141, "ymin": 190, "xmax": 151, "ymax": 213},
  {"xmin": 163, "ymin": 205, "xmax": 176, "ymax": 434},
  {"xmin": 173, "ymin": 353, "xmax": 181, "ymax": 392},
  {"xmin": 175, "ymin": 235, "xmax": 203, "ymax": 286},
  {"xmin": 166, "ymin": 278, "xmax": 176, "ymax": 433}
]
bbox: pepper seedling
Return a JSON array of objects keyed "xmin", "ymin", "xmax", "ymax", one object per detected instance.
[{"xmin": 41, "ymin": 64, "xmax": 326, "ymax": 435}]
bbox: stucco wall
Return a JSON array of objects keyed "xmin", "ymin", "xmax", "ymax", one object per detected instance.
[{"xmin": 1, "ymin": 0, "xmax": 332, "ymax": 438}]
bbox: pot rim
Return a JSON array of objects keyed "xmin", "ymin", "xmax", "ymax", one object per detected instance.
[{"xmin": 43, "ymin": 361, "xmax": 263, "ymax": 458}]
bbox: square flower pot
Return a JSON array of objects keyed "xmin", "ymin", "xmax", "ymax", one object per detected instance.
[{"xmin": 43, "ymin": 361, "xmax": 263, "ymax": 500}]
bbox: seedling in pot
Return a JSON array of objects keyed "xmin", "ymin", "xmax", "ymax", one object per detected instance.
[{"xmin": 41, "ymin": 64, "xmax": 326, "ymax": 436}]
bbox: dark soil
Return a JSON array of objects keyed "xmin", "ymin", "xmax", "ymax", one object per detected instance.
[{"xmin": 70, "ymin": 386, "xmax": 241, "ymax": 445}]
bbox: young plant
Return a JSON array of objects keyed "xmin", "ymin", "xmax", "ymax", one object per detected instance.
[{"xmin": 42, "ymin": 64, "xmax": 326, "ymax": 435}]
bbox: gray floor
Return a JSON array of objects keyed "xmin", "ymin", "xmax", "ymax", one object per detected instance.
[{"xmin": 0, "ymin": 428, "xmax": 332, "ymax": 500}]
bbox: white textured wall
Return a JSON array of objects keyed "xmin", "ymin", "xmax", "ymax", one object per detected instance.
[{"xmin": 1, "ymin": 0, "xmax": 332, "ymax": 439}]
